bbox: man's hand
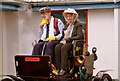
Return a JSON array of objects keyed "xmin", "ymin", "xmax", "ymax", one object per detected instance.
[
  {"xmin": 46, "ymin": 37, "xmax": 56, "ymax": 42},
  {"xmin": 40, "ymin": 19, "xmax": 48, "ymax": 28}
]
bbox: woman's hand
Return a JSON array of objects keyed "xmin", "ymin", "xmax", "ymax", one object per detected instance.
[{"xmin": 62, "ymin": 40, "xmax": 66, "ymax": 44}]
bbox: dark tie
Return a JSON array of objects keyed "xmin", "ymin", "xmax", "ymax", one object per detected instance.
[{"xmin": 46, "ymin": 24, "xmax": 49, "ymax": 39}]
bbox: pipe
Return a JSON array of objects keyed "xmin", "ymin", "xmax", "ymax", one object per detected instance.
[{"xmin": 1, "ymin": 2, "xmax": 120, "ymax": 11}]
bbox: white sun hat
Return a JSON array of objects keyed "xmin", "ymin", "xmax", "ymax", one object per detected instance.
[
  {"xmin": 63, "ymin": 8, "xmax": 78, "ymax": 22},
  {"xmin": 63, "ymin": 8, "xmax": 78, "ymax": 15}
]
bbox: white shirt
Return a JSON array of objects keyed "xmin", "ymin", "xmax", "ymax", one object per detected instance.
[{"xmin": 40, "ymin": 16, "xmax": 64, "ymax": 41}]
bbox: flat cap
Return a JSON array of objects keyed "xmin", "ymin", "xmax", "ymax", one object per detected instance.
[{"xmin": 39, "ymin": 7, "xmax": 51, "ymax": 13}]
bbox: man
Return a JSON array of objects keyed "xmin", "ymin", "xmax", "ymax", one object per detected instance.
[{"xmin": 32, "ymin": 7, "xmax": 64, "ymax": 62}]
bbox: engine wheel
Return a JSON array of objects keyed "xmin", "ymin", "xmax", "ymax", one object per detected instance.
[
  {"xmin": 1, "ymin": 78, "xmax": 13, "ymax": 81},
  {"xmin": 100, "ymin": 74, "xmax": 112, "ymax": 81}
]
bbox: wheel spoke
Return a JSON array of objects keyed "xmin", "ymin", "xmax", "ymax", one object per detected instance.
[{"xmin": 104, "ymin": 78, "xmax": 109, "ymax": 81}]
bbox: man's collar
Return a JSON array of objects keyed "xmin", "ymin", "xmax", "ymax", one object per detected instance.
[{"xmin": 49, "ymin": 16, "xmax": 54, "ymax": 23}]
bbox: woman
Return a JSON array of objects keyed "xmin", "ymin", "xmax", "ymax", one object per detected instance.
[{"xmin": 55, "ymin": 8, "xmax": 83, "ymax": 75}]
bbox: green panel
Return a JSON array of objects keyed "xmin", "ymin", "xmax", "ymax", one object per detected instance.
[{"xmin": 53, "ymin": 13, "xmax": 65, "ymax": 24}]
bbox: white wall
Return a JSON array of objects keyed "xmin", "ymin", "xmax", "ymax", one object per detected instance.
[
  {"xmin": 0, "ymin": 11, "xmax": 3, "ymax": 80},
  {"xmin": 88, "ymin": 8, "xmax": 118, "ymax": 79},
  {"xmin": 118, "ymin": 8, "xmax": 120, "ymax": 81},
  {"xmin": 2, "ymin": 11, "xmax": 41, "ymax": 76},
  {"xmin": 3, "ymin": 11, "xmax": 18, "ymax": 75}
]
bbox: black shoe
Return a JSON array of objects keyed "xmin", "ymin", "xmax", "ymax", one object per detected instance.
[{"xmin": 58, "ymin": 69, "xmax": 66, "ymax": 76}]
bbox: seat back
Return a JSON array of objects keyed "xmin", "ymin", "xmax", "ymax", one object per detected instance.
[
  {"xmin": 72, "ymin": 28, "xmax": 86, "ymax": 56},
  {"xmin": 73, "ymin": 40, "xmax": 85, "ymax": 56}
]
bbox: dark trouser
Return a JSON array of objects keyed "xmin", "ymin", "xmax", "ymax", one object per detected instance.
[
  {"xmin": 55, "ymin": 43, "xmax": 73, "ymax": 71},
  {"xmin": 32, "ymin": 40, "xmax": 59, "ymax": 62}
]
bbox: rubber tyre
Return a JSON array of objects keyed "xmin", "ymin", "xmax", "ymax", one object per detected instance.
[
  {"xmin": 1, "ymin": 78, "xmax": 13, "ymax": 81},
  {"xmin": 100, "ymin": 74, "xmax": 112, "ymax": 81}
]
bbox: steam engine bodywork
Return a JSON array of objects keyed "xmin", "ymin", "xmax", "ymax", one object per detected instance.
[{"xmin": 1, "ymin": 47, "xmax": 112, "ymax": 81}]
